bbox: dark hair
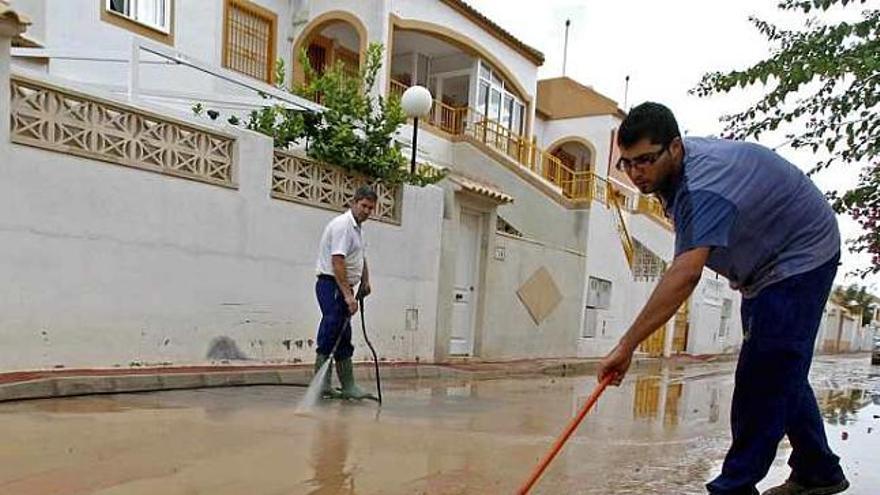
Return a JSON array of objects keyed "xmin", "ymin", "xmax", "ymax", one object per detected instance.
[
  {"xmin": 353, "ymin": 185, "xmax": 378, "ymax": 203},
  {"xmin": 617, "ymin": 102, "xmax": 681, "ymax": 148}
]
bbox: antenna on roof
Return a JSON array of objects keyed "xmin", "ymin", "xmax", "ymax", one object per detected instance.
[{"xmin": 562, "ymin": 19, "xmax": 571, "ymax": 77}]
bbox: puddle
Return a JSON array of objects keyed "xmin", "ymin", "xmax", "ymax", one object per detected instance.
[{"xmin": 0, "ymin": 356, "xmax": 875, "ymax": 494}]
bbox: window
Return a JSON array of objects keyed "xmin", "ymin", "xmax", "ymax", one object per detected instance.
[
  {"xmin": 583, "ymin": 278, "xmax": 611, "ymax": 338},
  {"xmin": 489, "ymin": 88, "xmax": 501, "ymax": 121},
  {"xmin": 502, "ymin": 94, "xmax": 513, "ymax": 129},
  {"xmin": 306, "ymin": 37, "xmax": 330, "ymax": 76},
  {"xmin": 583, "ymin": 308, "xmax": 598, "ymax": 338},
  {"xmin": 586, "ymin": 277, "xmax": 612, "ymax": 309},
  {"xmin": 106, "ymin": 0, "xmax": 171, "ymax": 33},
  {"xmin": 491, "ymin": 71, "xmax": 502, "ymax": 88},
  {"xmin": 477, "ymin": 81, "xmax": 489, "ymax": 115},
  {"xmin": 416, "ymin": 54, "xmax": 431, "ymax": 86},
  {"xmin": 223, "ymin": 0, "xmax": 277, "ymax": 83},
  {"xmin": 512, "ymin": 101, "xmax": 524, "ymax": 135},
  {"xmin": 475, "ymin": 60, "xmax": 525, "ymax": 134},
  {"xmin": 479, "ymin": 63, "xmax": 491, "ymax": 81}
]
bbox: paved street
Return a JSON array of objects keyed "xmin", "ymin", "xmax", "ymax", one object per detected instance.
[{"xmin": 0, "ymin": 354, "xmax": 876, "ymax": 494}]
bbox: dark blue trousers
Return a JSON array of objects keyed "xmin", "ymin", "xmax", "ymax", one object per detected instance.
[
  {"xmin": 315, "ymin": 276, "xmax": 353, "ymax": 360},
  {"xmin": 707, "ymin": 254, "xmax": 844, "ymax": 494}
]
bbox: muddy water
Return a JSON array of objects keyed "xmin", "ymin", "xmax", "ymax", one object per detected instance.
[{"xmin": 0, "ymin": 355, "xmax": 875, "ymax": 494}]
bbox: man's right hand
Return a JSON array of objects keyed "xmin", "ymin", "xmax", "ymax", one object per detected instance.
[
  {"xmin": 345, "ymin": 296, "xmax": 359, "ymax": 315},
  {"xmin": 598, "ymin": 343, "xmax": 634, "ymax": 386}
]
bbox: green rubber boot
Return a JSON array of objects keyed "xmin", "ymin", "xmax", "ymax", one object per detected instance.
[
  {"xmin": 335, "ymin": 358, "xmax": 377, "ymax": 401},
  {"xmin": 313, "ymin": 353, "xmax": 340, "ymax": 399}
]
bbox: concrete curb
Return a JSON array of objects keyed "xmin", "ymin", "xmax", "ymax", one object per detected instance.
[
  {"xmin": 0, "ymin": 353, "xmax": 744, "ymax": 403},
  {"xmin": 0, "ymin": 364, "xmax": 483, "ymax": 403}
]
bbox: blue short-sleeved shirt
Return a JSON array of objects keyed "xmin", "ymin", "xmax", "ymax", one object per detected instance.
[{"xmin": 661, "ymin": 137, "xmax": 840, "ymax": 298}]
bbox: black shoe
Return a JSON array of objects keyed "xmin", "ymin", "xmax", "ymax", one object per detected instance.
[{"xmin": 762, "ymin": 478, "xmax": 850, "ymax": 495}]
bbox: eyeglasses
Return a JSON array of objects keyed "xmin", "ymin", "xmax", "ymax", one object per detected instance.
[{"xmin": 616, "ymin": 143, "xmax": 670, "ymax": 172}]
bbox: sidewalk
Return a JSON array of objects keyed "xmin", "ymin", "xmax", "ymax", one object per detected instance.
[{"xmin": 0, "ymin": 353, "xmax": 733, "ymax": 403}]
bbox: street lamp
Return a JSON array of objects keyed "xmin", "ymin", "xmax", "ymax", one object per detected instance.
[{"xmin": 401, "ymin": 85, "xmax": 433, "ymax": 175}]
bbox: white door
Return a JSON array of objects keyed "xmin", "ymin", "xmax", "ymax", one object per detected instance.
[{"xmin": 450, "ymin": 211, "xmax": 481, "ymax": 355}]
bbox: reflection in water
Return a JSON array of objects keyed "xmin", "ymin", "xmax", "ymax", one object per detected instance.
[
  {"xmin": 1, "ymin": 358, "xmax": 875, "ymax": 495},
  {"xmin": 664, "ymin": 382, "xmax": 683, "ymax": 427},
  {"xmin": 709, "ymin": 387, "xmax": 721, "ymax": 424},
  {"xmin": 634, "ymin": 376, "xmax": 662, "ymax": 420},
  {"xmin": 817, "ymin": 389, "xmax": 872, "ymax": 425},
  {"xmin": 307, "ymin": 412, "xmax": 355, "ymax": 495},
  {"xmin": 632, "ymin": 373, "xmax": 685, "ymax": 427}
]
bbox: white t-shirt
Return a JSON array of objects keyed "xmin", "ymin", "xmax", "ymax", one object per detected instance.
[{"xmin": 316, "ymin": 210, "xmax": 365, "ymax": 286}]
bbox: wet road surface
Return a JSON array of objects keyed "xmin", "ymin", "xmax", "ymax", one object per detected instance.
[{"xmin": 0, "ymin": 354, "xmax": 876, "ymax": 494}]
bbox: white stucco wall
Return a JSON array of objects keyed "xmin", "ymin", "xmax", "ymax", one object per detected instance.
[
  {"xmin": 579, "ymin": 202, "xmax": 742, "ymax": 357},
  {"xmin": 817, "ymin": 305, "xmax": 867, "ymax": 353},
  {"xmin": 578, "ymin": 201, "xmax": 635, "ymax": 357},
  {"xmin": 3, "ymin": 0, "xmax": 753, "ymax": 366},
  {"xmin": 839, "ymin": 315, "xmax": 858, "ymax": 351},
  {"xmin": 300, "ymin": 0, "xmax": 385, "ymax": 46},
  {"xmin": 397, "ymin": 123, "xmax": 457, "ymax": 172},
  {"xmin": 451, "ymin": 142, "xmax": 589, "ymax": 253},
  {"xmin": 0, "ymin": 86, "xmax": 445, "ymax": 372},
  {"xmin": 532, "ymin": 115, "xmax": 547, "ymax": 145},
  {"xmin": 13, "ymin": 0, "xmax": 299, "ymax": 106},
  {"xmin": 8, "ymin": 0, "xmax": 46, "ymax": 45},
  {"xmin": 479, "ymin": 234, "xmax": 586, "ymax": 359},
  {"xmin": 0, "ymin": 31, "xmax": 10, "ymax": 149},
  {"xmin": 297, "ymin": 0, "xmax": 388, "ymax": 93},
  {"xmin": 627, "ymin": 213, "xmax": 674, "ymax": 262},
  {"xmin": 687, "ymin": 275, "xmax": 743, "ymax": 355},
  {"xmin": 423, "ymin": 140, "xmax": 593, "ymax": 360}
]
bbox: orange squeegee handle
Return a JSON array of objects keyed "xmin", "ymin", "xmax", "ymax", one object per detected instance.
[{"xmin": 516, "ymin": 374, "xmax": 615, "ymax": 495}]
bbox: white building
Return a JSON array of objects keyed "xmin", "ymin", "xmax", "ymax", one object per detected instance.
[
  {"xmin": 0, "ymin": 0, "xmax": 743, "ymax": 373},
  {"xmin": 817, "ymin": 293, "xmax": 877, "ymax": 354}
]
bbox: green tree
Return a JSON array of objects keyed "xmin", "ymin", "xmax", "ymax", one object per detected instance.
[
  {"xmin": 693, "ymin": 0, "xmax": 880, "ymax": 274},
  {"xmin": 833, "ymin": 283, "xmax": 877, "ymax": 325},
  {"xmin": 296, "ymin": 43, "xmax": 439, "ymax": 185},
  {"xmin": 198, "ymin": 44, "xmax": 442, "ymax": 186}
]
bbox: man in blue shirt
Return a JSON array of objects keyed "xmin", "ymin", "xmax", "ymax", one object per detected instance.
[{"xmin": 598, "ymin": 103, "xmax": 848, "ymax": 495}]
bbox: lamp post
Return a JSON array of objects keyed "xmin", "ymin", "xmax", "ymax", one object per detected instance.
[{"xmin": 401, "ymin": 85, "xmax": 433, "ymax": 175}]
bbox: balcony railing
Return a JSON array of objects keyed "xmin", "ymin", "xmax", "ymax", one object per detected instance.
[
  {"xmin": 390, "ymin": 79, "xmax": 600, "ymax": 203},
  {"xmin": 389, "ymin": 80, "xmax": 678, "ymax": 274},
  {"xmin": 390, "ymin": 79, "xmax": 673, "ymax": 225},
  {"xmin": 637, "ymin": 195, "xmax": 672, "ymax": 227}
]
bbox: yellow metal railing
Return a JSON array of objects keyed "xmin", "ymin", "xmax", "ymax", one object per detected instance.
[
  {"xmin": 637, "ymin": 195, "xmax": 672, "ymax": 227},
  {"xmin": 391, "ymin": 80, "xmax": 468, "ymax": 136},
  {"xmin": 467, "ymin": 114, "xmax": 595, "ymax": 201},
  {"xmin": 432, "ymin": 101, "xmax": 469, "ymax": 135},
  {"xmin": 609, "ymin": 190, "xmax": 636, "ymax": 267},
  {"xmin": 390, "ymin": 79, "xmax": 598, "ymax": 201},
  {"xmin": 390, "ymin": 79, "xmax": 673, "ymax": 228},
  {"xmin": 389, "ymin": 79, "xmax": 407, "ymax": 99},
  {"xmin": 387, "ymin": 80, "xmax": 676, "ymax": 273},
  {"xmin": 468, "ymin": 113, "xmax": 533, "ymax": 164}
]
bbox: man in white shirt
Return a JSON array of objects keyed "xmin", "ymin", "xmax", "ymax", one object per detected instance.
[{"xmin": 314, "ymin": 185, "xmax": 376, "ymax": 400}]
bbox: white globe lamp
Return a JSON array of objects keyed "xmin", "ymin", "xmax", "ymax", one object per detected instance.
[{"xmin": 401, "ymin": 85, "xmax": 433, "ymax": 174}]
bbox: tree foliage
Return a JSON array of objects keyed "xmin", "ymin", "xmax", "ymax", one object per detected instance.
[
  {"xmin": 693, "ymin": 0, "xmax": 880, "ymax": 274},
  {"xmin": 833, "ymin": 283, "xmax": 877, "ymax": 325},
  {"xmin": 197, "ymin": 43, "xmax": 443, "ymax": 186}
]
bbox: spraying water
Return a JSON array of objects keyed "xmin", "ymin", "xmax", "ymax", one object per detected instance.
[{"xmin": 295, "ymin": 358, "xmax": 333, "ymax": 415}]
